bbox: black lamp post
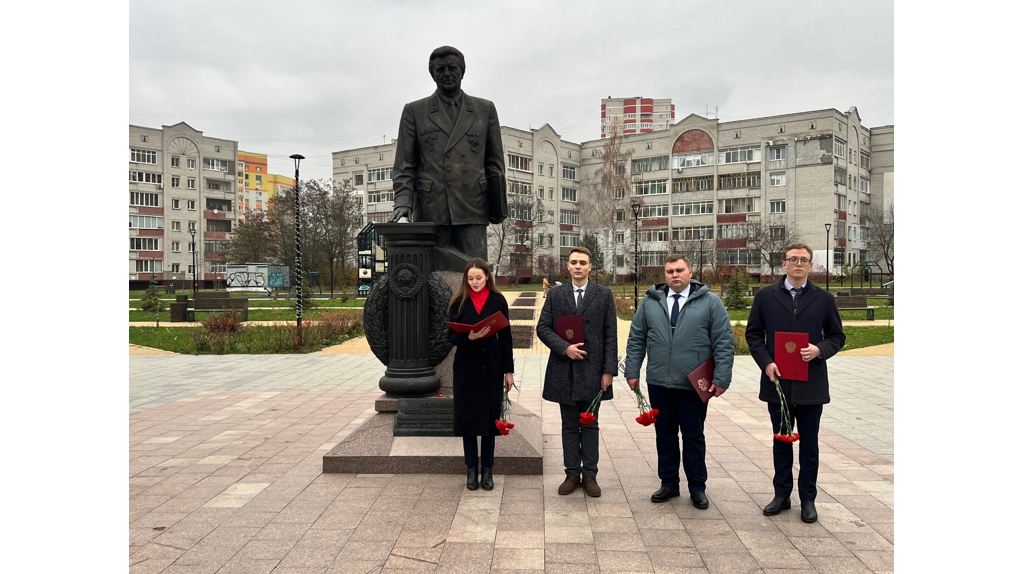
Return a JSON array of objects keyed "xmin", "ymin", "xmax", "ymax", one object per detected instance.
[
  {"xmin": 824, "ymin": 222, "xmax": 832, "ymax": 292},
  {"xmin": 189, "ymin": 226, "xmax": 198, "ymax": 295},
  {"xmin": 290, "ymin": 154, "xmax": 305, "ymax": 344},
  {"xmin": 631, "ymin": 202, "xmax": 642, "ymax": 310},
  {"xmin": 699, "ymin": 234, "xmax": 706, "ymax": 283}
]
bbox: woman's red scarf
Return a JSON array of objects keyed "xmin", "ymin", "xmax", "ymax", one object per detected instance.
[{"xmin": 469, "ymin": 286, "xmax": 490, "ymax": 314}]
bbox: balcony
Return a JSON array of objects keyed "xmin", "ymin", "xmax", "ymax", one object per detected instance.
[{"xmin": 767, "ymin": 159, "xmax": 786, "ymax": 170}]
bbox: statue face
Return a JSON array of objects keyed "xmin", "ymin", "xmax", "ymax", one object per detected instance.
[{"xmin": 430, "ymin": 54, "xmax": 463, "ymax": 95}]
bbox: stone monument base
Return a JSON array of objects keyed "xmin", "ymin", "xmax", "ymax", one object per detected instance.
[{"xmin": 323, "ymin": 400, "xmax": 543, "ymax": 475}]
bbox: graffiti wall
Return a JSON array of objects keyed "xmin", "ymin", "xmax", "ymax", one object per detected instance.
[{"xmin": 225, "ymin": 264, "xmax": 290, "ymax": 291}]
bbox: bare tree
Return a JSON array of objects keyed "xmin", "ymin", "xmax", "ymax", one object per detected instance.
[
  {"xmin": 224, "ymin": 216, "xmax": 275, "ymax": 264},
  {"xmin": 746, "ymin": 215, "xmax": 802, "ymax": 281},
  {"xmin": 579, "ymin": 118, "xmax": 636, "ymax": 284},
  {"xmin": 489, "ymin": 188, "xmax": 540, "ymax": 283},
  {"xmin": 867, "ymin": 202, "xmax": 894, "ymax": 278},
  {"xmin": 305, "ymin": 179, "xmax": 364, "ymax": 297}
]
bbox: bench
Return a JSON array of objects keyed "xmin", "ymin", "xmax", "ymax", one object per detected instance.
[
  {"xmin": 188, "ymin": 292, "xmax": 249, "ymax": 322},
  {"xmin": 835, "ymin": 295, "xmax": 874, "ymax": 320},
  {"xmin": 848, "ymin": 288, "xmax": 889, "ymax": 297}
]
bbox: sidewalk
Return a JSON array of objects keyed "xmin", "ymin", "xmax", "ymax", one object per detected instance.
[{"xmin": 130, "ymin": 353, "xmax": 893, "ymax": 573}]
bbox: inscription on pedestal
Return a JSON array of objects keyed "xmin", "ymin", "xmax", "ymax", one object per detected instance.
[{"xmin": 393, "ymin": 397, "xmax": 455, "ymax": 437}]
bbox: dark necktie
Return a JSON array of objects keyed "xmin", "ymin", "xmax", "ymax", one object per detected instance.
[
  {"xmin": 791, "ymin": 287, "xmax": 802, "ymax": 312},
  {"xmin": 670, "ymin": 294, "xmax": 681, "ymax": 328},
  {"xmin": 445, "ymin": 100, "xmax": 459, "ymax": 124},
  {"xmin": 575, "ymin": 288, "xmax": 583, "ymax": 312}
]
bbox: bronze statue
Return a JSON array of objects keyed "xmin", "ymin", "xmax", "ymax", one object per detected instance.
[{"xmin": 390, "ymin": 46, "xmax": 508, "ymax": 272}]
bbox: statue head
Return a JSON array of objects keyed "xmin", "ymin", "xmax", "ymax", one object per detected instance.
[{"xmin": 428, "ymin": 46, "xmax": 465, "ymax": 97}]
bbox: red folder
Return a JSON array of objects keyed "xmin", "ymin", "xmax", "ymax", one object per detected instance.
[
  {"xmin": 774, "ymin": 332, "xmax": 809, "ymax": 381},
  {"xmin": 446, "ymin": 311, "xmax": 509, "ymax": 339},
  {"xmin": 686, "ymin": 358, "xmax": 716, "ymax": 403},
  {"xmin": 555, "ymin": 315, "xmax": 584, "ymax": 346}
]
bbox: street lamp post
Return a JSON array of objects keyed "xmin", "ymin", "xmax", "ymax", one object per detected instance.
[
  {"xmin": 189, "ymin": 226, "xmax": 198, "ymax": 295},
  {"xmin": 631, "ymin": 202, "xmax": 642, "ymax": 310},
  {"xmin": 699, "ymin": 234, "xmax": 706, "ymax": 283},
  {"xmin": 824, "ymin": 223, "xmax": 832, "ymax": 293},
  {"xmin": 290, "ymin": 154, "xmax": 305, "ymax": 344}
]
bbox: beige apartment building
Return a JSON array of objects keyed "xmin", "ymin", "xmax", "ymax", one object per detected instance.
[
  {"xmin": 128, "ymin": 122, "xmax": 238, "ymax": 287},
  {"xmin": 333, "ymin": 106, "xmax": 893, "ymax": 282}
]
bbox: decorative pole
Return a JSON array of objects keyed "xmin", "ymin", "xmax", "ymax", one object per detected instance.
[
  {"xmin": 824, "ymin": 222, "xmax": 832, "ymax": 292},
  {"xmin": 290, "ymin": 154, "xmax": 305, "ymax": 344},
  {"xmin": 189, "ymin": 226, "xmax": 197, "ymax": 295},
  {"xmin": 631, "ymin": 202, "xmax": 642, "ymax": 310},
  {"xmin": 699, "ymin": 234, "xmax": 706, "ymax": 283}
]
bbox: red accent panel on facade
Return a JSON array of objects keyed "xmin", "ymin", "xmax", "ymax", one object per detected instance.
[
  {"xmin": 837, "ymin": 211, "xmax": 847, "ymax": 221},
  {"xmin": 860, "ymin": 217, "xmax": 866, "ymax": 226},
  {"xmin": 672, "ymin": 129, "xmax": 714, "ymax": 154},
  {"xmin": 642, "ymin": 218, "xmax": 668, "ymax": 228},
  {"xmin": 624, "ymin": 130, "xmax": 636, "ymax": 133},
  {"xmin": 138, "ymin": 251, "xmax": 162, "ymax": 259},
  {"xmin": 205, "ymin": 253, "xmax": 225, "ymax": 261},
  {"xmin": 205, "ymin": 232, "xmax": 226, "ymax": 240},
  {"xmin": 640, "ymin": 105, "xmax": 653, "ymax": 113},
  {"xmin": 601, "ymin": 104, "xmax": 606, "ymax": 110},
  {"xmin": 601, "ymin": 111, "xmax": 606, "ymax": 118},
  {"xmin": 137, "ymin": 206, "xmax": 163, "ymax": 216},
  {"xmin": 138, "ymin": 273, "xmax": 152, "ymax": 281},
  {"xmin": 717, "ymin": 214, "xmax": 747, "ymax": 224},
  {"xmin": 716, "ymin": 239, "xmax": 747, "ymax": 249},
  {"xmin": 624, "ymin": 105, "xmax": 637, "ymax": 113},
  {"xmin": 623, "ymin": 119, "xmax": 636, "ymax": 124},
  {"xmin": 517, "ymin": 268, "xmax": 531, "ymax": 278},
  {"xmin": 513, "ymin": 244, "xmax": 532, "ymax": 253},
  {"xmin": 837, "ymin": 238, "xmax": 847, "ymax": 248},
  {"xmin": 204, "ymin": 210, "xmax": 227, "ymax": 219},
  {"xmin": 641, "ymin": 98, "xmax": 653, "ymax": 105},
  {"xmin": 138, "ymin": 229, "xmax": 164, "ymax": 237},
  {"xmin": 514, "ymin": 220, "xmax": 533, "ymax": 228},
  {"xmin": 641, "ymin": 129, "xmax": 653, "ymax": 133},
  {"xmin": 560, "ymin": 224, "xmax": 574, "ymax": 232}
]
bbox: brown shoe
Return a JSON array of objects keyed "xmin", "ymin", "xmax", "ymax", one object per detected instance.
[
  {"xmin": 557, "ymin": 472, "xmax": 580, "ymax": 495},
  {"xmin": 582, "ymin": 476, "xmax": 602, "ymax": 497}
]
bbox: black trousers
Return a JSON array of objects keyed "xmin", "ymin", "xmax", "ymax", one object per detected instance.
[
  {"xmin": 648, "ymin": 384, "xmax": 708, "ymax": 493},
  {"xmin": 463, "ymin": 436, "xmax": 495, "ymax": 469},
  {"xmin": 559, "ymin": 400, "xmax": 601, "ymax": 478},
  {"xmin": 767, "ymin": 402, "xmax": 823, "ymax": 502}
]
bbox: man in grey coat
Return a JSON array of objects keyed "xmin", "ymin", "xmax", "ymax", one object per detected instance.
[
  {"xmin": 536, "ymin": 247, "xmax": 618, "ymax": 497},
  {"xmin": 625, "ymin": 254, "xmax": 734, "ymax": 508}
]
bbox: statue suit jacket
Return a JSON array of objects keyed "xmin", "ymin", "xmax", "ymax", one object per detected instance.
[{"xmin": 392, "ymin": 90, "xmax": 507, "ymax": 226}]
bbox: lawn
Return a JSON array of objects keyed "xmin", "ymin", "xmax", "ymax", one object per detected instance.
[{"xmin": 732, "ymin": 325, "xmax": 893, "ymax": 355}]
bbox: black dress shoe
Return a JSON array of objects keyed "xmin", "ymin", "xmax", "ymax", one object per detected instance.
[
  {"xmin": 466, "ymin": 467, "xmax": 479, "ymax": 491},
  {"xmin": 481, "ymin": 467, "xmax": 494, "ymax": 491},
  {"xmin": 690, "ymin": 491, "xmax": 710, "ymax": 509},
  {"xmin": 762, "ymin": 496, "xmax": 792, "ymax": 516},
  {"xmin": 651, "ymin": 486, "xmax": 680, "ymax": 503},
  {"xmin": 801, "ymin": 501, "xmax": 817, "ymax": 523}
]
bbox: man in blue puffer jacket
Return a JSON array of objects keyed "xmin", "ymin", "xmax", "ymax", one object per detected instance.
[{"xmin": 624, "ymin": 254, "xmax": 734, "ymax": 509}]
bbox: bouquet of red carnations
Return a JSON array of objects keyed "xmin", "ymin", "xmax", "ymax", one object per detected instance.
[
  {"xmin": 771, "ymin": 376, "xmax": 799, "ymax": 442},
  {"xmin": 496, "ymin": 386, "xmax": 515, "ymax": 436},
  {"xmin": 579, "ymin": 387, "xmax": 603, "ymax": 425},
  {"xmin": 633, "ymin": 385, "xmax": 659, "ymax": 426}
]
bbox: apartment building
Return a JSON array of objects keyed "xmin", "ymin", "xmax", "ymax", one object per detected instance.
[
  {"xmin": 333, "ymin": 105, "xmax": 892, "ymax": 281},
  {"xmin": 128, "ymin": 122, "xmax": 238, "ymax": 287},
  {"xmin": 601, "ymin": 96, "xmax": 675, "ymax": 138}
]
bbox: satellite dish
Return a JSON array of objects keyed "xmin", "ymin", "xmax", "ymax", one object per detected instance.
[{"xmin": 213, "ymin": 209, "xmax": 219, "ymax": 214}]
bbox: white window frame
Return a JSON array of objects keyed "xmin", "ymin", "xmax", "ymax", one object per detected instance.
[
  {"xmin": 129, "ymin": 171, "xmax": 162, "ymax": 184},
  {"xmin": 673, "ymin": 151, "xmax": 714, "ymax": 168},
  {"xmin": 633, "ymin": 179, "xmax": 668, "ymax": 196},
  {"xmin": 672, "ymin": 226, "xmax": 713, "ymax": 241},
  {"xmin": 130, "ymin": 148, "xmax": 157, "ymax": 164},
  {"xmin": 203, "ymin": 158, "xmax": 230, "ymax": 172},
  {"xmin": 834, "ymin": 138, "xmax": 846, "ymax": 159},
  {"xmin": 135, "ymin": 259, "xmax": 163, "ymax": 273},
  {"xmin": 507, "ymin": 154, "xmax": 532, "ymax": 172},
  {"xmin": 561, "ymin": 187, "xmax": 577, "ymax": 202},
  {"xmin": 769, "ymin": 200, "xmax": 786, "ymax": 214},
  {"xmin": 718, "ymin": 145, "xmax": 761, "ymax": 164},
  {"xmin": 769, "ymin": 173, "xmax": 786, "ymax": 187},
  {"xmin": 171, "ymin": 221, "xmax": 181, "ymax": 232},
  {"xmin": 172, "ymin": 241, "xmax": 181, "ymax": 253},
  {"xmin": 130, "ymin": 237, "xmax": 160, "ymax": 251},
  {"xmin": 367, "ymin": 167, "xmax": 392, "ymax": 182},
  {"xmin": 508, "ymin": 180, "xmax": 532, "ymax": 195},
  {"xmin": 559, "ymin": 209, "xmax": 580, "ymax": 226},
  {"xmin": 639, "ymin": 203, "xmax": 670, "ymax": 218},
  {"xmin": 562, "ymin": 165, "xmax": 576, "ymax": 181},
  {"xmin": 129, "ymin": 215, "xmax": 163, "ymax": 229},
  {"xmin": 719, "ymin": 197, "xmax": 760, "ymax": 214},
  {"xmin": 130, "ymin": 192, "xmax": 160, "ymax": 207},
  {"xmin": 672, "ymin": 200, "xmax": 714, "ymax": 216}
]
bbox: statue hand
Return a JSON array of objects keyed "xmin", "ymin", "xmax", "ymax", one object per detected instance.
[{"xmin": 390, "ymin": 207, "xmax": 412, "ymax": 222}]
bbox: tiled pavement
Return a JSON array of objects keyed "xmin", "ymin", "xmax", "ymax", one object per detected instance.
[{"xmin": 130, "ymin": 351, "xmax": 893, "ymax": 573}]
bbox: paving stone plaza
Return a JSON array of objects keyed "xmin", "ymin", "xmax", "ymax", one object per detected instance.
[{"xmin": 130, "ymin": 342, "xmax": 893, "ymax": 573}]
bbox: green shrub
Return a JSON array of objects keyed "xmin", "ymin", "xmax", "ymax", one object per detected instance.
[
  {"xmin": 138, "ymin": 285, "xmax": 164, "ymax": 312},
  {"xmin": 723, "ymin": 272, "xmax": 748, "ymax": 311}
]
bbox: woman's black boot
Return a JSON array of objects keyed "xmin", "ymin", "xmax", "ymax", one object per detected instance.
[
  {"xmin": 466, "ymin": 467, "xmax": 479, "ymax": 491},
  {"xmin": 481, "ymin": 467, "xmax": 494, "ymax": 491}
]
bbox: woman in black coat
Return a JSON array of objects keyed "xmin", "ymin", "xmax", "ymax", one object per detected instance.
[{"xmin": 447, "ymin": 258, "xmax": 515, "ymax": 491}]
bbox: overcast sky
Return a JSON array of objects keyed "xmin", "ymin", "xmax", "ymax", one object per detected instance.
[{"xmin": 129, "ymin": 0, "xmax": 893, "ymax": 181}]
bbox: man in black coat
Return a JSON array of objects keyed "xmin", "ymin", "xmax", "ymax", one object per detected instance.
[
  {"xmin": 389, "ymin": 46, "xmax": 507, "ymax": 272},
  {"xmin": 536, "ymin": 247, "xmax": 618, "ymax": 498},
  {"xmin": 745, "ymin": 242, "xmax": 846, "ymax": 523}
]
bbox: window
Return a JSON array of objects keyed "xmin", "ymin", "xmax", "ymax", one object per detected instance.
[
  {"xmin": 672, "ymin": 200, "xmax": 713, "ymax": 216},
  {"xmin": 860, "ymin": 178, "xmax": 870, "ymax": 194},
  {"xmin": 632, "ymin": 156, "xmax": 670, "ymax": 173},
  {"xmin": 210, "ymin": 262, "xmax": 226, "ymax": 274},
  {"xmin": 769, "ymin": 146, "xmax": 787, "ymax": 161},
  {"xmin": 206, "ymin": 180, "xmax": 225, "ymax": 191},
  {"xmin": 561, "ymin": 187, "xmax": 577, "ymax": 202},
  {"xmin": 207, "ymin": 220, "xmax": 232, "ymax": 232},
  {"xmin": 130, "ymin": 192, "xmax": 160, "ymax": 207},
  {"xmin": 719, "ymin": 249, "xmax": 761, "ymax": 265},
  {"xmin": 860, "ymin": 152, "xmax": 870, "ymax": 169},
  {"xmin": 718, "ymin": 145, "xmax": 761, "ymax": 164},
  {"xmin": 560, "ymin": 232, "xmax": 580, "ymax": 247},
  {"xmin": 514, "ymin": 228, "xmax": 532, "ymax": 245},
  {"xmin": 367, "ymin": 168, "xmax": 392, "ymax": 182},
  {"xmin": 633, "ymin": 180, "xmax": 668, "ymax": 196},
  {"xmin": 616, "ymin": 255, "xmax": 625, "ymax": 267},
  {"xmin": 187, "ymin": 177, "xmax": 196, "ymax": 189},
  {"xmin": 639, "ymin": 204, "xmax": 670, "ymax": 218},
  {"xmin": 354, "ymin": 173, "xmax": 364, "ymax": 185},
  {"xmin": 548, "ymin": 188, "xmax": 554, "ymax": 199},
  {"xmin": 639, "ymin": 251, "xmax": 668, "ymax": 267},
  {"xmin": 187, "ymin": 265, "xmax": 196, "ymax": 274},
  {"xmin": 614, "ymin": 187, "xmax": 626, "ymax": 199},
  {"xmin": 367, "ymin": 189, "xmax": 394, "ymax": 203},
  {"xmin": 834, "ymin": 249, "xmax": 845, "ymax": 266},
  {"xmin": 215, "ymin": 145, "xmax": 221, "ymax": 153},
  {"xmin": 172, "ymin": 156, "xmax": 180, "ymax": 168},
  {"xmin": 834, "ymin": 166, "xmax": 847, "ymax": 186},
  {"xmin": 172, "ymin": 241, "xmax": 181, "ymax": 252},
  {"xmin": 559, "ymin": 209, "xmax": 580, "ymax": 226},
  {"xmin": 769, "ymin": 200, "xmax": 786, "ymax": 214},
  {"xmin": 255, "ymin": 175, "xmax": 262, "ymax": 182},
  {"xmin": 615, "ymin": 210, "xmax": 625, "ymax": 222},
  {"xmin": 171, "ymin": 264, "xmax": 180, "ymax": 272},
  {"xmin": 171, "ymin": 199, "xmax": 181, "ymax": 209},
  {"xmin": 769, "ymin": 172, "xmax": 786, "ymax": 186},
  {"xmin": 188, "ymin": 221, "xmax": 196, "ymax": 232},
  {"xmin": 614, "ymin": 163, "xmax": 626, "ymax": 176},
  {"xmin": 835, "ymin": 193, "xmax": 847, "ymax": 211},
  {"xmin": 834, "ymin": 138, "xmax": 846, "ymax": 159},
  {"xmin": 510, "ymin": 203, "xmax": 533, "ymax": 221},
  {"xmin": 171, "ymin": 176, "xmax": 180, "ymax": 188},
  {"xmin": 130, "ymin": 237, "xmax": 160, "ymax": 250},
  {"xmin": 508, "ymin": 154, "xmax": 532, "ymax": 172},
  {"xmin": 537, "ymin": 186, "xmax": 544, "ymax": 198},
  {"xmin": 672, "ymin": 226, "xmax": 713, "ymax": 241},
  {"xmin": 717, "ymin": 223, "xmax": 753, "ymax": 239},
  {"xmin": 538, "ymin": 163, "xmax": 544, "ymax": 175},
  {"xmin": 187, "ymin": 241, "xmax": 196, "ymax": 253},
  {"xmin": 187, "ymin": 158, "xmax": 196, "ymax": 169},
  {"xmin": 615, "ymin": 232, "xmax": 624, "ymax": 244},
  {"xmin": 640, "ymin": 228, "xmax": 668, "ymax": 242},
  {"xmin": 717, "ymin": 172, "xmax": 760, "ymax": 190},
  {"xmin": 129, "ymin": 215, "xmax": 163, "ymax": 229},
  {"xmin": 548, "ymin": 165, "xmax": 554, "ymax": 177},
  {"xmin": 770, "ymin": 227, "xmax": 786, "ymax": 241},
  {"xmin": 719, "ymin": 197, "xmax": 760, "ymax": 214},
  {"xmin": 339, "ymin": 158, "xmax": 345, "ymax": 166},
  {"xmin": 130, "ymin": 148, "xmax": 157, "ymax": 164},
  {"xmin": 186, "ymin": 200, "xmax": 196, "ymax": 211},
  {"xmin": 171, "ymin": 221, "xmax": 181, "ymax": 232},
  {"xmin": 141, "ymin": 135, "xmax": 148, "ymax": 142},
  {"xmin": 862, "ymin": 227, "xmax": 870, "ymax": 241},
  {"xmin": 508, "ymin": 180, "xmax": 532, "ymax": 195},
  {"xmin": 203, "ymin": 158, "xmax": 229, "ymax": 172},
  {"xmin": 624, "ymin": 113, "xmax": 636, "ymax": 120},
  {"xmin": 129, "ymin": 171, "xmax": 162, "ymax": 184},
  {"xmin": 562, "ymin": 165, "xmax": 576, "ymax": 180},
  {"xmin": 204, "ymin": 240, "xmax": 227, "ymax": 253},
  {"xmin": 135, "ymin": 260, "xmax": 163, "ymax": 273},
  {"xmin": 673, "ymin": 151, "xmax": 714, "ymax": 168},
  {"xmin": 673, "ymin": 175, "xmax": 713, "ymax": 193},
  {"xmin": 835, "ymin": 220, "xmax": 847, "ymax": 239}
]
